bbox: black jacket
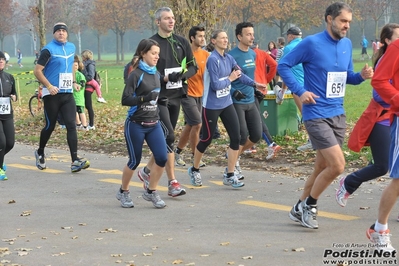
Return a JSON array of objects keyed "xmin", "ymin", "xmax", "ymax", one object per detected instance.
[{"xmin": 0, "ymin": 70, "xmax": 16, "ymax": 120}]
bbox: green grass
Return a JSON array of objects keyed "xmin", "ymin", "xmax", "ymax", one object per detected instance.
[{"xmin": 8, "ymin": 53, "xmax": 375, "ymax": 168}]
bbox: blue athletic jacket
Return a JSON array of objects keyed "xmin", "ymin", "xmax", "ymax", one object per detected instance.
[
  {"xmin": 42, "ymin": 39, "xmax": 75, "ymax": 95},
  {"xmin": 278, "ymin": 30, "xmax": 364, "ymax": 121},
  {"xmin": 228, "ymin": 47, "xmax": 256, "ymax": 104},
  {"xmin": 203, "ymin": 50, "xmax": 254, "ymax": 110}
]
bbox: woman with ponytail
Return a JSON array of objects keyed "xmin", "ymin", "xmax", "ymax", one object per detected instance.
[
  {"xmin": 336, "ymin": 23, "xmax": 399, "ymax": 208},
  {"xmin": 116, "ymin": 39, "xmax": 167, "ymax": 209}
]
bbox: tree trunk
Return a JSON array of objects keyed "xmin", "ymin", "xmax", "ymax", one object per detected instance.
[
  {"xmin": 97, "ymin": 33, "xmax": 101, "ymax": 61},
  {"xmin": 374, "ymin": 20, "xmax": 379, "ymax": 40},
  {"xmin": 0, "ymin": 35, "xmax": 4, "ymax": 51},
  {"xmin": 76, "ymin": 30, "xmax": 81, "ymax": 55},
  {"xmin": 115, "ymin": 30, "xmax": 120, "ymax": 63},
  {"xmin": 38, "ymin": 0, "xmax": 46, "ymax": 49},
  {"xmin": 120, "ymin": 32, "xmax": 125, "ymax": 61}
]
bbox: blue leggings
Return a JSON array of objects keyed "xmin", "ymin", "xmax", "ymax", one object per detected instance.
[{"xmin": 124, "ymin": 119, "xmax": 167, "ymax": 170}]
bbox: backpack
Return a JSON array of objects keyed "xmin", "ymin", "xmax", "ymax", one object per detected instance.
[{"xmin": 93, "ymin": 70, "xmax": 101, "ymax": 86}]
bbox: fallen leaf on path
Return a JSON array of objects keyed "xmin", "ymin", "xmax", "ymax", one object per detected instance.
[
  {"xmin": 20, "ymin": 210, "xmax": 31, "ymax": 216},
  {"xmin": 61, "ymin": 226, "xmax": 73, "ymax": 230},
  {"xmin": 292, "ymin": 247, "xmax": 305, "ymax": 252},
  {"xmin": 2, "ymin": 238, "xmax": 16, "ymax": 242},
  {"xmin": 15, "ymin": 248, "xmax": 32, "ymax": 251},
  {"xmin": 17, "ymin": 251, "xmax": 29, "ymax": 256},
  {"xmin": 99, "ymin": 228, "xmax": 118, "ymax": 233}
]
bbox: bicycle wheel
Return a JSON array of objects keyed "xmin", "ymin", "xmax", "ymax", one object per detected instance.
[{"xmin": 29, "ymin": 95, "xmax": 42, "ymax": 117}]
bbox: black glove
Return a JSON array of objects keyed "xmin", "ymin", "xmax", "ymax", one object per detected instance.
[
  {"xmin": 141, "ymin": 91, "xmax": 159, "ymax": 102},
  {"xmin": 233, "ymin": 90, "xmax": 246, "ymax": 101},
  {"xmin": 254, "ymin": 89, "xmax": 264, "ymax": 101},
  {"xmin": 232, "ymin": 65, "xmax": 241, "ymax": 72},
  {"xmin": 168, "ymin": 72, "xmax": 183, "ymax": 82}
]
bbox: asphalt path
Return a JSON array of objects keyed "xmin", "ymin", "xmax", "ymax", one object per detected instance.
[{"xmin": 0, "ymin": 144, "xmax": 397, "ymax": 266}]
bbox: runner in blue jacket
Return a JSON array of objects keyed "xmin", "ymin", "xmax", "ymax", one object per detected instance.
[
  {"xmin": 278, "ymin": 2, "xmax": 374, "ymax": 229},
  {"xmin": 188, "ymin": 29, "xmax": 266, "ymax": 188}
]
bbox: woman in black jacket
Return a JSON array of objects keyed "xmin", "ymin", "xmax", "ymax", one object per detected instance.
[{"xmin": 0, "ymin": 51, "xmax": 17, "ymax": 180}]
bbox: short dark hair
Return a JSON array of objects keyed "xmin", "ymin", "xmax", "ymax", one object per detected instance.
[
  {"xmin": 324, "ymin": 2, "xmax": 352, "ymax": 22},
  {"xmin": 188, "ymin": 26, "xmax": 205, "ymax": 43},
  {"xmin": 235, "ymin": 22, "xmax": 254, "ymax": 41},
  {"xmin": 277, "ymin": 37, "xmax": 285, "ymax": 46}
]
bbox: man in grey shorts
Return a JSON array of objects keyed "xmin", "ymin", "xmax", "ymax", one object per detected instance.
[
  {"xmin": 278, "ymin": 2, "xmax": 374, "ymax": 229},
  {"xmin": 174, "ymin": 26, "xmax": 209, "ymax": 167}
]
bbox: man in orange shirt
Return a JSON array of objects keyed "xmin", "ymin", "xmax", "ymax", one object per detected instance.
[
  {"xmin": 251, "ymin": 42, "xmax": 277, "ymax": 85},
  {"xmin": 175, "ymin": 26, "xmax": 209, "ymax": 167}
]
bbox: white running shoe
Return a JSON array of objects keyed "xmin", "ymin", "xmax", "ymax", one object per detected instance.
[
  {"xmin": 273, "ymin": 84, "xmax": 284, "ymax": 105},
  {"xmin": 297, "ymin": 139, "xmax": 313, "ymax": 151},
  {"xmin": 336, "ymin": 176, "xmax": 350, "ymax": 207},
  {"xmin": 367, "ymin": 224, "xmax": 395, "ymax": 252},
  {"xmin": 97, "ymin": 97, "xmax": 107, "ymax": 103}
]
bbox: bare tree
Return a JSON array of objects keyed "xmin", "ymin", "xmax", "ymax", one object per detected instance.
[
  {"xmin": 0, "ymin": 0, "xmax": 14, "ymax": 51},
  {"xmin": 91, "ymin": 0, "xmax": 143, "ymax": 63}
]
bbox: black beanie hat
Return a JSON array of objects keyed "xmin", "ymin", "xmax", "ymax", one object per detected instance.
[
  {"xmin": 0, "ymin": 51, "xmax": 5, "ymax": 60},
  {"xmin": 53, "ymin": 23, "xmax": 68, "ymax": 34}
]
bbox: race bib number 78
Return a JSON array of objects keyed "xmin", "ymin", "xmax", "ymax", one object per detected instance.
[
  {"xmin": 0, "ymin": 97, "xmax": 11, "ymax": 115},
  {"xmin": 59, "ymin": 73, "xmax": 73, "ymax": 90}
]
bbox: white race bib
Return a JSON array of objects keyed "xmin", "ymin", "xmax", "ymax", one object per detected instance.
[
  {"xmin": 165, "ymin": 67, "xmax": 182, "ymax": 89},
  {"xmin": 216, "ymin": 87, "xmax": 231, "ymax": 98},
  {"xmin": 326, "ymin": 72, "xmax": 347, "ymax": 98},
  {"xmin": 59, "ymin": 73, "xmax": 73, "ymax": 90},
  {"xmin": 0, "ymin": 97, "xmax": 11, "ymax": 115},
  {"xmin": 216, "ymin": 76, "xmax": 230, "ymax": 98}
]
